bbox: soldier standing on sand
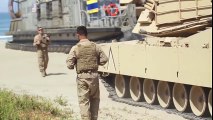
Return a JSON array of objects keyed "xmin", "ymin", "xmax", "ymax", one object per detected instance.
[
  {"xmin": 33, "ymin": 27, "xmax": 50, "ymax": 77},
  {"xmin": 66, "ymin": 26, "xmax": 108, "ymax": 120}
]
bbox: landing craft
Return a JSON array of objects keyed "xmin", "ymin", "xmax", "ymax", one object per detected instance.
[{"xmin": 6, "ymin": 0, "xmax": 136, "ymax": 52}]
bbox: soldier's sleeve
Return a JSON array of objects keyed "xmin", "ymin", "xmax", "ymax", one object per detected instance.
[
  {"xmin": 33, "ymin": 35, "xmax": 40, "ymax": 46},
  {"xmin": 33, "ymin": 36, "xmax": 37, "ymax": 46},
  {"xmin": 96, "ymin": 44, "xmax": 108, "ymax": 66},
  {"xmin": 44, "ymin": 34, "xmax": 50, "ymax": 44},
  {"xmin": 66, "ymin": 46, "xmax": 77, "ymax": 70},
  {"xmin": 45, "ymin": 34, "xmax": 50, "ymax": 40}
]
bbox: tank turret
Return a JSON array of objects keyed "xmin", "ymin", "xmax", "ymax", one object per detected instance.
[{"xmin": 121, "ymin": 0, "xmax": 212, "ymax": 37}]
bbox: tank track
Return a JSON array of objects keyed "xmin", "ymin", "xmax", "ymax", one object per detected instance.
[{"xmin": 100, "ymin": 77, "xmax": 212, "ymax": 120}]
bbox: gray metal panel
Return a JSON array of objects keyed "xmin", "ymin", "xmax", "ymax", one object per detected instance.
[
  {"xmin": 61, "ymin": 0, "xmax": 81, "ymax": 27},
  {"xmin": 19, "ymin": 0, "xmax": 37, "ymax": 31},
  {"xmin": 40, "ymin": 3, "xmax": 47, "ymax": 19},
  {"xmin": 70, "ymin": 0, "xmax": 81, "ymax": 26},
  {"xmin": 52, "ymin": 18, "xmax": 63, "ymax": 27},
  {"xmin": 52, "ymin": 1, "xmax": 60, "ymax": 17},
  {"xmin": 62, "ymin": 15, "xmax": 71, "ymax": 27}
]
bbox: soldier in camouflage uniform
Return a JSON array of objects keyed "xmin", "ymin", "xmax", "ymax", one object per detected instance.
[
  {"xmin": 33, "ymin": 27, "xmax": 50, "ymax": 77},
  {"xmin": 66, "ymin": 26, "xmax": 108, "ymax": 120}
]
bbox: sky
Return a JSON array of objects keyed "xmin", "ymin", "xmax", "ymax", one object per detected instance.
[{"xmin": 0, "ymin": 0, "xmax": 9, "ymax": 13}]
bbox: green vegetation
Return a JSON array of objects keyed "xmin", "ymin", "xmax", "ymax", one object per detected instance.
[
  {"xmin": 54, "ymin": 95, "xmax": 68, "ymax": 106},
  {"xmin": 0, "ymin": 89, "xmax": 73, "ymax": 120}
]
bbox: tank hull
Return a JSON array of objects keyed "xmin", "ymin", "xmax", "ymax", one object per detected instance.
[{"xmin": 98, "ymin": 28, "xmax": 212, "ymax": 118}]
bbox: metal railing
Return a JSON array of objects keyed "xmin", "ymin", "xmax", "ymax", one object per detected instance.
[{"xmin": 81, "ymin": 6, "xmax": 129, "ymax": 27}]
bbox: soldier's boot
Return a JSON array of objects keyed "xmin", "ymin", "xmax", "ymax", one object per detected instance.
[{"xmin": 41, "ymin": 71, "xmax": 46, "ymax": 77}]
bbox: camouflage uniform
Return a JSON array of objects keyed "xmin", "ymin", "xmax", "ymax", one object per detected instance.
[
  {"xmin": 66, "ymin": 39, "xmax": 108, "ymax": 120},
  {"xmin": 33, "ymin": 34, "xmax": 50, "ymax": 76}
]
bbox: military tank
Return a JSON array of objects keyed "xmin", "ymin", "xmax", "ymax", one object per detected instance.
[
  {"xmin": 6, "ymin": 0, "xmax": 137, "ymax": 52},
  {"xmin": 98, "ymin": 0, "xmax": 212, "ymax": 119}
]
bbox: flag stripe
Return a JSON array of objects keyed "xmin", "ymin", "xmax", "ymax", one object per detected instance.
[
  {"xmin": 87, "ymin": 0, "xmax": 98, "ymax": 5},
  {"xmin": 87, "ymin": 2, "xmax": 99, "ymax": 10},
  {"xmin": 87, "ymin": 8, "xmax": 99, "ymax": 14}
]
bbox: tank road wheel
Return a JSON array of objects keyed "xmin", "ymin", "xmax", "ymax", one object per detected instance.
[
  {"xmin": 173, "ymin": 83, "xmax": 188, "ymax": 112},
  {"xmin": 190, "ymin": 86, "xmax": 206, "ymax": 116},
  {"xmin": 143, "ymin": 79, "xmax": 157, "ymax": 104},
  {"xmin": 129, "ymin": 77, "xmax": 143, "ymax": 102},
  {"xmin": 115, "ymin": 75, "xmax": 129, "ymax": 98},
  {"xmin": 208, "ymin": 89, "xmax": 212, "ymax": 116},
  {"xmin": 157, "ymin": 81, "xmax": 172, "ymax": 108}
]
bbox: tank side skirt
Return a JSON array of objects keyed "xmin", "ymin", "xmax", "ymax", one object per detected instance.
[{"xmin": 99, "ymin": 42, "xmax": 211, "ymax": 88}]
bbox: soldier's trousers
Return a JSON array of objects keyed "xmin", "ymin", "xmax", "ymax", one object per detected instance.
[
  {"xmin": 37, "ymin": 48, "xmax": 49, "ymax": 72},
  {"xmin": 77, "ymin": 76, "xmax": 100, "ymax": 120}
]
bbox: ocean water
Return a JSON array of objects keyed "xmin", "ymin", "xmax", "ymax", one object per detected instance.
[{"xmin": 0, "ymin": 12, "xmax": 12, "ymax": 42}]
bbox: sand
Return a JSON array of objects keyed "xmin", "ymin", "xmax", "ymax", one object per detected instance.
[{"xmin": 0, "ymin": 41, "xmax": 187, "ymax": 120}]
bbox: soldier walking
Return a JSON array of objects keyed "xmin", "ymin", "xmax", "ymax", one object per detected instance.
[
  {"xmin": 33, "ymin": 27, "xmax": 50, "ymax": 77},
  {"xmin": 66, "ymin": 26, "xmax": 108, "ymax": 120}
]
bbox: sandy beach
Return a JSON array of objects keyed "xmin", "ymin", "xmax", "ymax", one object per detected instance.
[{"xmin": 0, "ymin": 41, "xmax": 187, "ymax": 120}]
